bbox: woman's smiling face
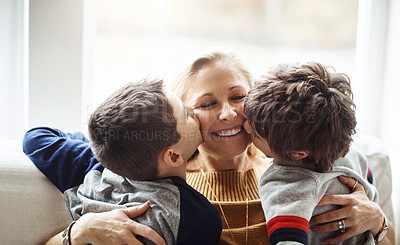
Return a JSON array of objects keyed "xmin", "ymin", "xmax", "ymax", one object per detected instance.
[{"xmin": 183, "ymin": 62, "xmax": 252, "ymax": 157}]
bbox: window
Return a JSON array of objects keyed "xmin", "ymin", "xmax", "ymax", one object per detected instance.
[{"xmin": 90, "ymin": 0, "xmax": 359, "ymax": 107}]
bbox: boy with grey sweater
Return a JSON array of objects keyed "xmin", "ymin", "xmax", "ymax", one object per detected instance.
[
  {"xmin": 64, "ymin": 79, "xmax": 222, "ymax": 245},
  {"xmin": 243, "ymin": 62, "xmax": 380, "ymax": 244}
]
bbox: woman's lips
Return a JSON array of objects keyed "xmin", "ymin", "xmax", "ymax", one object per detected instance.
[{"xmin": 213, "ymin": 126, "xmax": 242, "ymax": 137}]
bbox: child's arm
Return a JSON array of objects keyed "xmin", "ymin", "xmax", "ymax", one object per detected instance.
[
  {"xmin": 23, "ymin": 127, "xmax": 103, "ymax": 192},
  {"xmin": 259, "ymin": 167, "xmax": 320, "ymax": 245}
]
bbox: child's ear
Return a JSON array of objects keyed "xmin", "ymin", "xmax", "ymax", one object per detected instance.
[
  {"xmin": 292, "ymin": 151, "xmax": 309, "ymax": 161},
  {"xmin": 163, "ymin": 148, "xmax": 185, "ymax": 167}
]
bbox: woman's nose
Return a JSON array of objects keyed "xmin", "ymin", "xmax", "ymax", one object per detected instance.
[{"xmin": 219, "ymin": 103, "xmax": 237, "ymax": 121}]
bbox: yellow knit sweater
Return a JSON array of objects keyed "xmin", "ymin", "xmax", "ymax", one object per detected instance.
[{"xmin": 187, "ymin": 167, "xmax": 271, "ymax": 245}]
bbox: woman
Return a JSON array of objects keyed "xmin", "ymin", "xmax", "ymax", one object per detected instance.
[
  {"xmin": 171, "ymin": 50, "xmax": 270, "ymax": 244},
  {"xmin": 24, "ymin": 49, "xmax": 394, "ymax": 245}
]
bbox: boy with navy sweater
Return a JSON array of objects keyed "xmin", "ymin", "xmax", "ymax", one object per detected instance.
[
  {"xmin": 243, "ymin": 62, "xmax": 379, "ymax": 244},
  {"xmin": 23, "ymin": 79, "xmax": 222, "ymax": 245}
]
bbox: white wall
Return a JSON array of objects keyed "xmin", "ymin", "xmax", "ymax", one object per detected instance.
[
  {"xmin": 29, "ymin": 0, "xmax": 83, "ymax": 132},
  {"xmin": 0, "ymin": 0, "xmax": 28, "ymax": 140}
]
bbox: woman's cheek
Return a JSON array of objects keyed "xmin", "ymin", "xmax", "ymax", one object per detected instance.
[
  {"xmin": 194, "ymin": 110, "xmax": 219, "ymax": 141},
  {"xmin": 238, "ymin": 101, "xmax": 246, "ymax": 118},
  {"xmin": 193, "ymin": 110, "xmax": 206, "ymax": 133},
  {"xmin": 193, "ymin": 110, "xmax": 214, "ymax": 129}
]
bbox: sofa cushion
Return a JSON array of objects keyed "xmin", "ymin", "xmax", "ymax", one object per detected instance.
[{"xmin": 0, "ymin": 139, "xmax": 70, "ymax": 244}]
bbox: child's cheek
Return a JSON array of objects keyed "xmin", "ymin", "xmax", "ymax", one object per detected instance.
[
  {"xmin": 243, "ymin": 121, "xmax": 255, "ymax": 137},
  {"xmin": 251, "ymin": 138, "xmax": 264, "ymax": 152}
]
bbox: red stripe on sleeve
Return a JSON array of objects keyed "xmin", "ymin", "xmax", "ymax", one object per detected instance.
[{"xmin": 267, "ymin": 215, "xmax": 309, "ymax": 237}]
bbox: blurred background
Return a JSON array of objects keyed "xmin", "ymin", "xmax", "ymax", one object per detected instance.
[
  {"xmin": 92, "ymin": 0, "xmax": 358, "ymax": 100},
  {"xmin": 1, "ymin": 0, "xmax": 399, "ymax": 240}
]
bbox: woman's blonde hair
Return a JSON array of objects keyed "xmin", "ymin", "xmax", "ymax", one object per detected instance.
[
  {"xmin": 170, "ymin": 48, "xmax": 261, "ymax": 157},
  {"xmin": 170, "ymin": 48, "xmax": 253, "ymax": 102}
]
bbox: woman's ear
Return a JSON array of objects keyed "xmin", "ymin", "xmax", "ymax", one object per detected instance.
[
  {"xmin": 292, "ymin": 151, "xmax": 309, "ymax": 161},
  {"xmin": 163, "ymin": 148, "xmax": 185, "ymax": 167}
]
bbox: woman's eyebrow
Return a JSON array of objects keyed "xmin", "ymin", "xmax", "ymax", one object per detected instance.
[
  {"xmin": 230, "ymin": 85, "xmax": 248, "ymax": 91},
  {"xmin": 229, "ymin": 85, "xmax": 241, "ymax": 90},
  {"xmin": 195, "ymin": 93, "xmax": 213, "ymax": 100}
]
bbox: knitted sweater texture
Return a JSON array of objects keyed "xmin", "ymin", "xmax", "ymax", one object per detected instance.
[{"xmin": 187, "ymin": 169, "xmax": 270, "ymax": 245}]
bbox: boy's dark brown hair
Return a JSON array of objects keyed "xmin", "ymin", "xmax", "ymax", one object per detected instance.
[
  {"xmin": 88, "ymin": 78, "xmax": 181, "ymax": 180},
  {"xmin": 244, "ymin": 62, "xmax": 356, "ymax": 172}
]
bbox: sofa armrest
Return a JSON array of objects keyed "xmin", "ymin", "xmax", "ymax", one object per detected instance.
[{"xmin": 0, "ymin": 139, "xmax": 71, "ymax": 244}]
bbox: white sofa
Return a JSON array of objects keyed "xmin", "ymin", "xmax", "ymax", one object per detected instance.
[
  {"xmin": 0, "ymin": 139, "xmax": 71, "ymax": 245},
  {"xmin": 0, "ymin": 136, "xmax": 395, "ymax": 244}
]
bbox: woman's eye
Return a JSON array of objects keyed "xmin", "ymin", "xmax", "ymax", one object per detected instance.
[
  {"xmin": 199, "ymin": 101, "xmax": 217, "ymax": 109},
  {"xmin": 231, "ymin": 95, "xmax": 246, "ymax": 101}
]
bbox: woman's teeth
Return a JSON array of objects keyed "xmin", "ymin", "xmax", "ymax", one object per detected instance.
[{"xmin": 215, "ymin": 128, "xmax": 242, "ymax": 137}]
